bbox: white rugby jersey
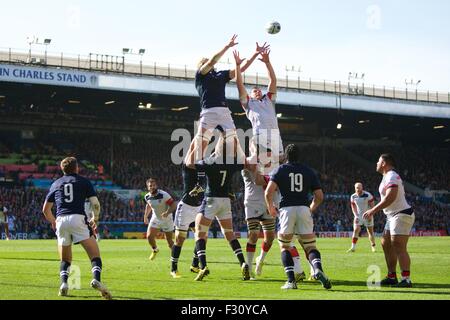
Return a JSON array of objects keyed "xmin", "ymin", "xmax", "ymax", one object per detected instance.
[
  {"xmin": 378, "ymin": 170, "xmax": 411, "ymax": 216},
  {"xmin": 144, "ymin": 190, "xmax": 174, "ymax": 220},
  {"xmin": 350, "ymin": 191, "xmax": 374, "ymax": 216},
  {"xmin": 242, "ymin": 169, "xmax": 265, "ymax": 207},
  {"xmin": 245, "ymin": 93, "xmax": 279, "ymax": 136},
  {"xmin": 241, "ymin": 169, "xmax": 281, "ymax": 208}
]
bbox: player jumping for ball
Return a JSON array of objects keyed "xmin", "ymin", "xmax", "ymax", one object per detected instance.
[{"xmin": 185, "ymin": 35, "xmax": 269, "ymax": 171}]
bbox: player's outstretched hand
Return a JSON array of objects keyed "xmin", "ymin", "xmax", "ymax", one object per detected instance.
[
  {"xmin": 233, "ymin": 50, "xmax": 246, "ymax": 66},
  {"xmin": 227, "ymin": 34, "xmax": 238, "ymax": 49},
  {"xmin": 256, "ymin": 42, "xmax": 270, "ymax": 54},
  {"xmin": 258, "ymin": 48, "xmax": 271, "ymax": 64}
]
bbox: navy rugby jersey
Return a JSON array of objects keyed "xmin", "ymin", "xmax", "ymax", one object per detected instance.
[
  {"xmin": 195, "ymin": 70, "xmax": 231, "ymax": 109},
  {"xmin": 270, "ymin": 162, "xmax": 321, "ymax": 208},
  {"xmin": 195, "ymin": 156, "xmax": 244, "ymax": 198},
  {"xmin": 45, "ymin": 174, "xmax": 97, "ymax": 217},
  {"xmin": 181, "ymin": 164, "xmax": 204, "ymax": 207}
]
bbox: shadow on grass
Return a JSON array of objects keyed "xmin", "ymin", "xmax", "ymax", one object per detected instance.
[
  {"xmin": 0, "ymin": 257, "xmax": 60, "ymax": 262},
  {"xmin": 329, "ymin": 280, "xmax": 450, "ymax": 295}
]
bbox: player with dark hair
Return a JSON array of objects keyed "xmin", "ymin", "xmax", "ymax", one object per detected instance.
[
  {"xmin": 42, "ymin": 157, "xmax": 112, "ymax": 299},
  {"xmin": 363, "ymin": 153, "xmax": 415, "ymax": 287},
  {"xmin": 169, "ymin": 164, "xmax": 205, "ymax": 278},
  {"xmin": 265, "ymin": 144, "xmax": 332, "ymax": 290},
  {"xmin": 186, "ymin": 135, "xmax": 251, "ymax": 281},
  {"xmin": 144, "ymin": 177, "xmax": 177, "ymax": 261}
]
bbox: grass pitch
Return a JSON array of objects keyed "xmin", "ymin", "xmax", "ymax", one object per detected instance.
[{"xmin": 0, "ymin": 237, "xmax": 449, "ymax": 300}]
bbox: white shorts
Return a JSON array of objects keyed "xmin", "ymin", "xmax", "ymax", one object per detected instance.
[
  {"xmin": 251, "ymin": 132, "xmax": 284, "ymax": 155},
  {"xmin": 148, "ymin": 214, "xmax": 174, "ymax": 233},
  {"xmin": 56, "ymin": 214, "xmax": 92, "ymax": 246},
  {"xmin": 355, "ymin": 215, "xmax": 374, "ymax": 228},
  {"xmin": 174, "ymin": 201, "xmax": 200, "ymax": 231},
  {"xmin": 278, "ymin": 206, "xmax": 314, "ymax": 235},
  {"xmin": 199, "ymin": 107, "xmax": 236, "ymax": 132},
  {"xmin": 385, "ymin": 213, "xmax": 415, "ymax": 236},
  {"xmin": 245, "ymin": 204, "xmax": 272, "ymax": 221},
  {"xmin": 0, "ymin": 214, "xmax": 7, "ymax": 224},
  {"xmin": 200, "ymin": 197, "xmax": 232, "ymax": 220}
]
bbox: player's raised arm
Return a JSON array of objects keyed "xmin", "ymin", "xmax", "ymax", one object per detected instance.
[
  {"xmin": 231, "ymin": 42, "xmax": 270, "ymax": 79},
  {"xmin": 233, "ymin": 50, "xmax": 249, "ymax": 110},
  {"xmin": 199, "ymin": 34, "xmax": 238, "ymax": 75},
  {"xmin": 264, "ymin": 181, "xmax": 279, "ymax": 217},
  {"xmin": 42, "ymin": 200, "xmax": 56, "ymax": 231},
  {"xmin": 310, "ymin": 189, "xmax": 324, "ymax": 213},
  {"xmin": 259, "ymin": 48, "xmax": 277, "ymax": 95}
]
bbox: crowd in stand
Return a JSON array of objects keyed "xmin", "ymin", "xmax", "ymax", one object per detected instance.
[{"xmin": 1, "ymin": 132, "xmax": 449, "ymax": 239}]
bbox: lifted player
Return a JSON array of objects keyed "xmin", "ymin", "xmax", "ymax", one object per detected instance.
[
  {"xmin": 348, "ymin": 182, "xmax": 376, "ymax": 252},
  {"xmin": 42, "ymin": 157, "xmax": 111, "ymax": 299},
  {"xmin": 144, "ymin": 178, "xmax": 177, "ymax": 261}
]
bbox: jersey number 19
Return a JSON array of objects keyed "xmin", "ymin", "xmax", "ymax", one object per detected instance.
[{"xmin": 289, "ymin": 173, "xmax": 303, "ymax": 192}]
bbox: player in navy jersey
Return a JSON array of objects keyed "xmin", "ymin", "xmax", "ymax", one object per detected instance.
[
  {"xmin": 42, "ymin": 157, "xmax": 112, "ymax": 299},
  {"xmin": 186, "ymin": 135, "xmax": 251, "ymax": 281},
  {"xmin": 265, "ymin": 144, "xmax": 332, "ymax": 290},
  {"xmin": 169, "ymin": 164, "xmax": 205, "ymax": 278},
  {"xmin": 185, "ymin": 35, "xmax": 269, "ymax": 169}
]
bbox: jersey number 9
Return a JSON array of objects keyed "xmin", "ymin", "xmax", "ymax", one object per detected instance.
[
  {"xmin": 289, "ymin": 173, "xmax": 303, "ymax": 192},
  {"xmin": 63, "ymin": 183, "xmax": 74, "ymax": 203}
]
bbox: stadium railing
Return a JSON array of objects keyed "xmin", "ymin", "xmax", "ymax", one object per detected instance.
[{"xmin": 1, "ymin": 47, "xmax": 450, "ymax": 104}]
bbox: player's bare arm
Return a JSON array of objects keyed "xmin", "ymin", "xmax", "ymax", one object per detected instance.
[
  {"xmin": 42, "ymin": 200, "xmax": 56, "ymax": 231},
  {"xmin": 233, "ymin": 50, "xmax": 249, "ymax": 110},
  {"xmin": 363, "ymin": 187, "xmax": 398, "ymax": 219},
  {"xmin": 230, "ymin": 41, "xmax": 270, "ymax": 79},
  {"xmin": 264, "ymin": 181, "xmax": 278, "ymax": 217},
  {"xmin": 88, "ymin": 196, "xmax": 101, "ymax": 227},
  {"xmin": 161, "ymin": 201, "xmax": 177, "ymax": 218},
  {"xmin": 259, "ymin": 48, "xmax": 277, "ymax": 95},
  {"xmin": 200, "ymin": 34, "xmax": 238, "ymax": 75},
  {"xmin": 310, "ymin": 189, "xmax": 324, "ymax": 213},
  {"xmin": 351, "ymin": 201, "xmax": 359, "ymax": 222},
  {"xmin": 144, "ymin": 203, "xmax": 152, "ymax": 224}
]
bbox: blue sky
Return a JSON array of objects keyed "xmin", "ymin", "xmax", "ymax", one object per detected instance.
[{"xmin": 1, "ymin": 0, "xmax": 449, "ymax": 91}]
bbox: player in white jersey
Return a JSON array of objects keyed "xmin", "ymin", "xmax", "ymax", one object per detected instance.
[
  {"xmin": 143, "ymin": 178, "xmax": 177, "ymax": 261},
  {"xmin": 348, "ymin": 183, "xmax": 376, "ymax": 252},
  {"xmin": 363, "ymin": 154, "xmax": 415, "ymax": 288},
  {"xmin": 234, "ymin": 48, "xmax": 283, "ymax": 175},
  {"xmin": 0, "ymin": 204, "xmax": 10, "ymax": 240},
  {"xmin": 241, "ymin": 167, "xmax": 276, "ymax": 279}
]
